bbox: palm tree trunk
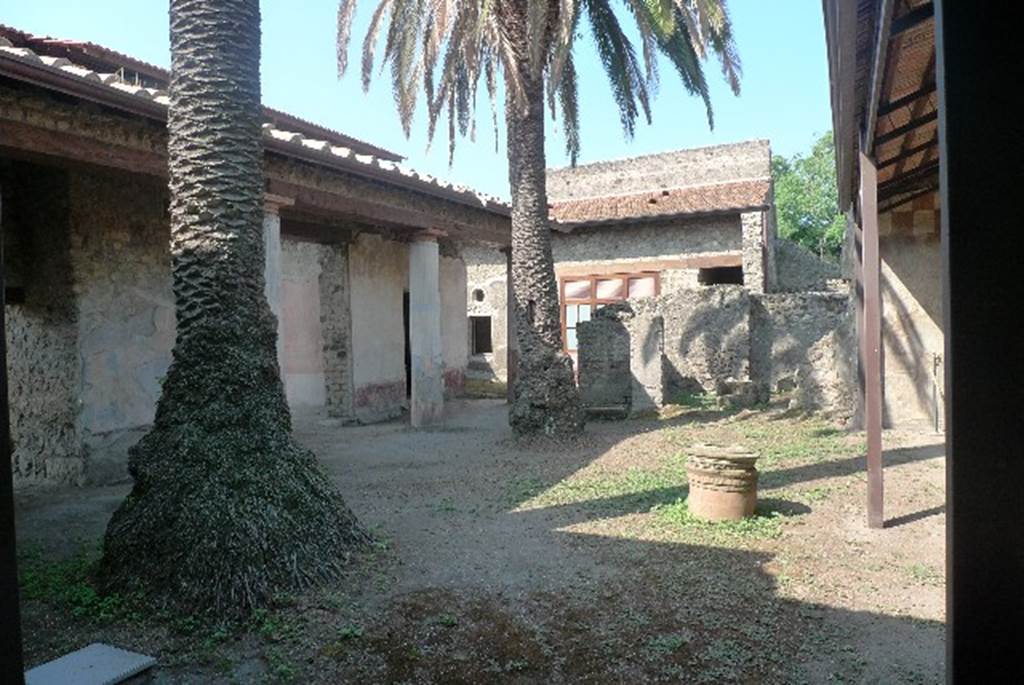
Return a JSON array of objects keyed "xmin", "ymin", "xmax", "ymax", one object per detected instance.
[
  {"xmin": 101, "ymin": 0, "xmax": 367, "ymax": 615},
  {"xmin": 505, "ymin": 66, "xmax": 585, "ymax": 437}
]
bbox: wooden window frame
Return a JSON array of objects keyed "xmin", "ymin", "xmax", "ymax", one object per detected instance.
[{"xmin": 559, "ymin": 271, "xmax": 661, "ymax": 354}]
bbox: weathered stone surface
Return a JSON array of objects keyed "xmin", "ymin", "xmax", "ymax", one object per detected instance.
[
  {"xmin": 774, "ymin": 239, "xmax": 842, "ymax": 293},
  {"xmin": 2, "ymin": 163, "xmax": 83, "ymax": 485},
  {"xmin": 318, "ymin": 241, "xmax": 353, "ymax": 418},
  {"xmin": 686, "ymin": 444, "xmax": 759, "ymax": 522},
  {"xmin": 749, "ymin": 290, "xmax": 856, "ymax": 421},
  {"xmin": 576, "ymin": 285, "xmax": 857, "ymax": 419}
]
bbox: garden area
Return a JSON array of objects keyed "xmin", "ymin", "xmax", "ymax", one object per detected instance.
[{"xmin": 16, "ymin": 399, "xmax": 945, "ymax": 683}]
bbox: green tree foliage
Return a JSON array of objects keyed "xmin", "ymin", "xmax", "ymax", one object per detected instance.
[{"xmin": 772, "ymin": 132, "xmax": 845, "ymax": 260}]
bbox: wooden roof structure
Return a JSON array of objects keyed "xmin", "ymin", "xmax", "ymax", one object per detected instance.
[{"xmin": 827, "ymin": 0, "xmax": 937, "ymax": 213}]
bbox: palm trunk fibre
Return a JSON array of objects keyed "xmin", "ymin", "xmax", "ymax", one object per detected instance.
[
  {"xmin": 101, "ymin": 0, "xmax": 367, "ymax": 615},
  {"xmin": 504, "ymin": 11, "xmax": 585, "ymax": 438}
]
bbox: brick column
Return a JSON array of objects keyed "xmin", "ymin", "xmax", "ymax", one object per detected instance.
[
  {"xmin": 740, "ymin": 210, "xmax": 766, "ymax": 294},
  {"xmin": 409, "ymin": 235, "xmax": 444, "ymax": 426},
  {"xmin": 263, "ymin": 194, "xmax": 293, "ymax": 371}
]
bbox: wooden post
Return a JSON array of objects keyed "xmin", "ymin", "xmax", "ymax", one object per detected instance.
[
  {"xmin": 859, "ymin": 150, "xmax": 884, "ymax": 529},
  {"xmin": 0, "ymin": 184, "xmax": 26, "ymax": 682},
  {"xmin": 935, "ymin": 1, "xmax": 1024, "ymax": 678}
]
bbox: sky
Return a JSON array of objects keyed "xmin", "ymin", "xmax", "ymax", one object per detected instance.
[{"xmin": 2, "ymin": 1, "xmax": 834, "ymax": 199}]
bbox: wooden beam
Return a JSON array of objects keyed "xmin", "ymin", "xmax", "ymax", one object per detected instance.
[
  {"xmin": 873, "ymin": 111, "xmax": 939, "ymax": 147},
  {"xmin": 865, "ymin": 0, "xmax": 896, "ymax": 150},
  {"xmin": 878, "ymin": 160, "xmax": 940, "ymax": 198},
  {"xmin": 878, "ymin": 138, "xmax": 938, "ymax": 169},
  {"xmin": 877, "ymin": 83, "xmax": 937, "ymax": 117},
  {"xmin": 891, "ymin": 2, "xmax": 934, "ymax": 36},
  {"xmin": 266, "ymin": 178, "xmax": 509, "ymax": 246},
  {"xmin": 0, "ymin": 118, "xmax": 167, "ymax": 178},
  {"xmin": 935, "ymin": 0, "xmax": 1024, "ymax": 678},
  {"xmin": 859, "ymin": 150, "xmax": 884, "ymax": 530}
]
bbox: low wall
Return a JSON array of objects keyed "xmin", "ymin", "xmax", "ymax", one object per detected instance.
[
  {"xmin": 750, "ymin": 291, "xmax": 856, "ymax": 420},
  {"xmin": 577, "ymin": 286, "xmax": 856, "ymax": 420}
]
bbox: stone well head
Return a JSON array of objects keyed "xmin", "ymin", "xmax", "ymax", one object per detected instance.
[{"xmin": 685, "ymin": 443, "xmax": 760, "ymax": 522}]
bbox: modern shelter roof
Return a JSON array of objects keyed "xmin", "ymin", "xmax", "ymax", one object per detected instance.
[{"xmin": 824, "ymin": 0, "xmax": 937, "ymax": 211}]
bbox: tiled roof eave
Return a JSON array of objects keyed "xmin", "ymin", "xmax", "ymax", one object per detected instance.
[{"xmin": 0, "ymin": 37, "xmax": 510, "ymax": 216}]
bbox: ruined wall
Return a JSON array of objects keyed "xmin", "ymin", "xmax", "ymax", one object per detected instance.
[
  {"xmin": 281, "ymin": 240, "xmax": 327, "ymax": 409},
  {"xmin": 633, "ymin": 288, "xmax": 751, "ymax": 399},
  {"xmin": 349, "ymin": 233, "xmax": 407, "ymax": 422},
  {"xmin": 69, "ymin": 169, "xmax": 175, "ymax": 484},
  {"xmin": 318, "ymin": 241, "xmax": 354, "ymax": 418},
  {"xmin": 3, "ymin": 162, "xmax": 83, "ymax": 485},
  {"xmin": 463, "ymin": 244, "xmax": 508, "ymax": 381},
  {"xmin": 750, "ymin": 292, "xmax": 857, "ymax": 421},
  {"xmin": 775, "ymin": 239, "xmax": 842, "ymax": 292},
  {"xmin": 440, "ymin": 250, "xmax": 468, "ymax": 397},
  {"xmin": 576, "ymin": 286, "xmax": 857, "ymax": 419},
  {"xmin": 577, "ymin": 315, "xmax": 632, "ymax": 409}
]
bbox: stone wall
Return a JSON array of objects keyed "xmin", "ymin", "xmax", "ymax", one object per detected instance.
[
  {"xmin": 577, "ymin": 286, "xmax": 857, "ymax": 420},
  {"xmin": 551, "ymin": 216, "xmax": 742, "ymax": 277},
  {"xmin": 750, "ymin": 291, "xmax": 856, "ymax": 420},
  {"xmin": 775, "ymin": 239, "xmax": 842, "ymax": 292},
  {"xmin": 318, "ymin": 241, "xmax": 354, "ymax": 418},
  {"xmin": 463, "ymin": 244, "xmax": 508, "ymax": 381},
  {"xmin": 547, "ymin": 139, "xmax": 771, "ymax": 201},
  {"xmin": 69, "ymin": 168, "xmax": 175, "ymax": 484},
  {"xmin": 2, "ymin": 162, "xmax": 83, "ymax": 485},
  {"xmin": 634, "ymin": 287, "xmax": 752, "ymax": 399}
]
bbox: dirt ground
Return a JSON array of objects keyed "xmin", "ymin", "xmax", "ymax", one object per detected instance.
[{"xmin": 16, "ymin": 399, "xmax": 945, "ymax": 683}]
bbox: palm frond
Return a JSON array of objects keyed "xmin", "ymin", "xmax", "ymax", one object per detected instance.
[
  {"xmin": 336, "ymin": 0, "xmax": 358, "ymax": 77},
  {"xmin": 558, "ymin": 54, "xmax": 581, "ymax": 165}
]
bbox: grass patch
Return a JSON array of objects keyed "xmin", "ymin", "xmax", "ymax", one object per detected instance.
[
  {"xmin": 464, "ymin": 378, "xmax": 507, "ymax": 399},
  {"xmin": 736, "ymin": 417, "xmax": 862, "ymax": 468},
  {"xmin": 518, "ymin": 452, "xmax": 688, "ymax": 512},
  {"xmin": 652, "ymin": 499, "xmax": 790, "ymax": 542},
  {"xmin": 18, "ymin": 544, "xmax": 138, "ymax": 623}
]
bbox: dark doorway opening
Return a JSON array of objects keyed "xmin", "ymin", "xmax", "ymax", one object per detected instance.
[
  {"xmin": 403, "ymin": 291, "xmax": 411, "ymax": 398},
  {"xmin": 698, "ymin": 266, "xmax": 744, "ymax": 286},
  {"xmin": 470, "ymin": 316, "xmax": 493, "ymax": 355}
]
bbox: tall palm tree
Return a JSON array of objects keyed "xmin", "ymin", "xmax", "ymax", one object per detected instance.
[
  {"xmin": 101, "ymin": 0, "xmax": 367, "ymax": 614},
  {"xmin": 337, "ymin": 0, "xmax": 740, "ymax": 436}
]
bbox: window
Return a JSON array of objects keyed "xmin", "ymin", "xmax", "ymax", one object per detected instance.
[
  {"xmin": 560, "ymin": 272, "xmax": 660, "ymax": 355},
  {"xmin": 472, "ymin": 288, "xmax": 485, "ymax": 302},
  {"xmin": 698, "ymin": 266, "xmax": 744, "ymax": 286},
  {"xmin": 470, "ymin": 315, "xmax": 493, "ymax": 354}
]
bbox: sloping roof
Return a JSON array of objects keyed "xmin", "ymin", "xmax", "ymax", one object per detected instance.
[
  {"xmin": 0, "ymin": 24, "xmax": 402, "ymax": 162},
  {"xmin": 0, "ymin": 27, "xmax": 509, "ymax": 216},
  {"xmin": 549, "ymin": 178, "xmax": 771, "ymax": 228},
  {"xmin": 823, "ymin": 0, "xmax": 937, "ymax": 210}
]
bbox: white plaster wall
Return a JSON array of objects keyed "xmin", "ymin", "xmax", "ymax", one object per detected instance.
[
  {"xmin": 440, "ymin": 253, "xmax": 469, "ymax": 394},
  {"xmin": 349, "ymin": 233, "xmax": 408, "ymax": 420},
  {"xmin": 281, "ymin": 240, "xmax": 327, "ymax": 409},
  {"xmin": 880, "ymin": 235, "xmax": 944, "ymax": 430},
  {"xmin": 70, "ymin": 171, "xmax": 175, "ymax": 440}
]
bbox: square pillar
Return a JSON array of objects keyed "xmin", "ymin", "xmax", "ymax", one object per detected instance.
[
  {"xmin": 740, "ymin": 210, "xmax": 767, "ymax": 294},
  {"xmin": 409, "ymin": 236, "xmax": 445, "ymax": 427},
  {"xmin": 263, "ymin": 194, "xmax": 292, "ymax": 371}
]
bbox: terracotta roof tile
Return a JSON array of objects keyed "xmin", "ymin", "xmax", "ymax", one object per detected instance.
[
  {"xmin": 549, "ymin": 179, "xmax": 771, "ymax": 227},
  {"xmin": 0, "ymin": 30, "xmax": 509, "ymax": 215}
]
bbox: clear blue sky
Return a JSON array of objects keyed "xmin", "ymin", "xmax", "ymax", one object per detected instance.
[{"xmin": 3, "ymin": 1, "xmax": 833, "ymax": 199}]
